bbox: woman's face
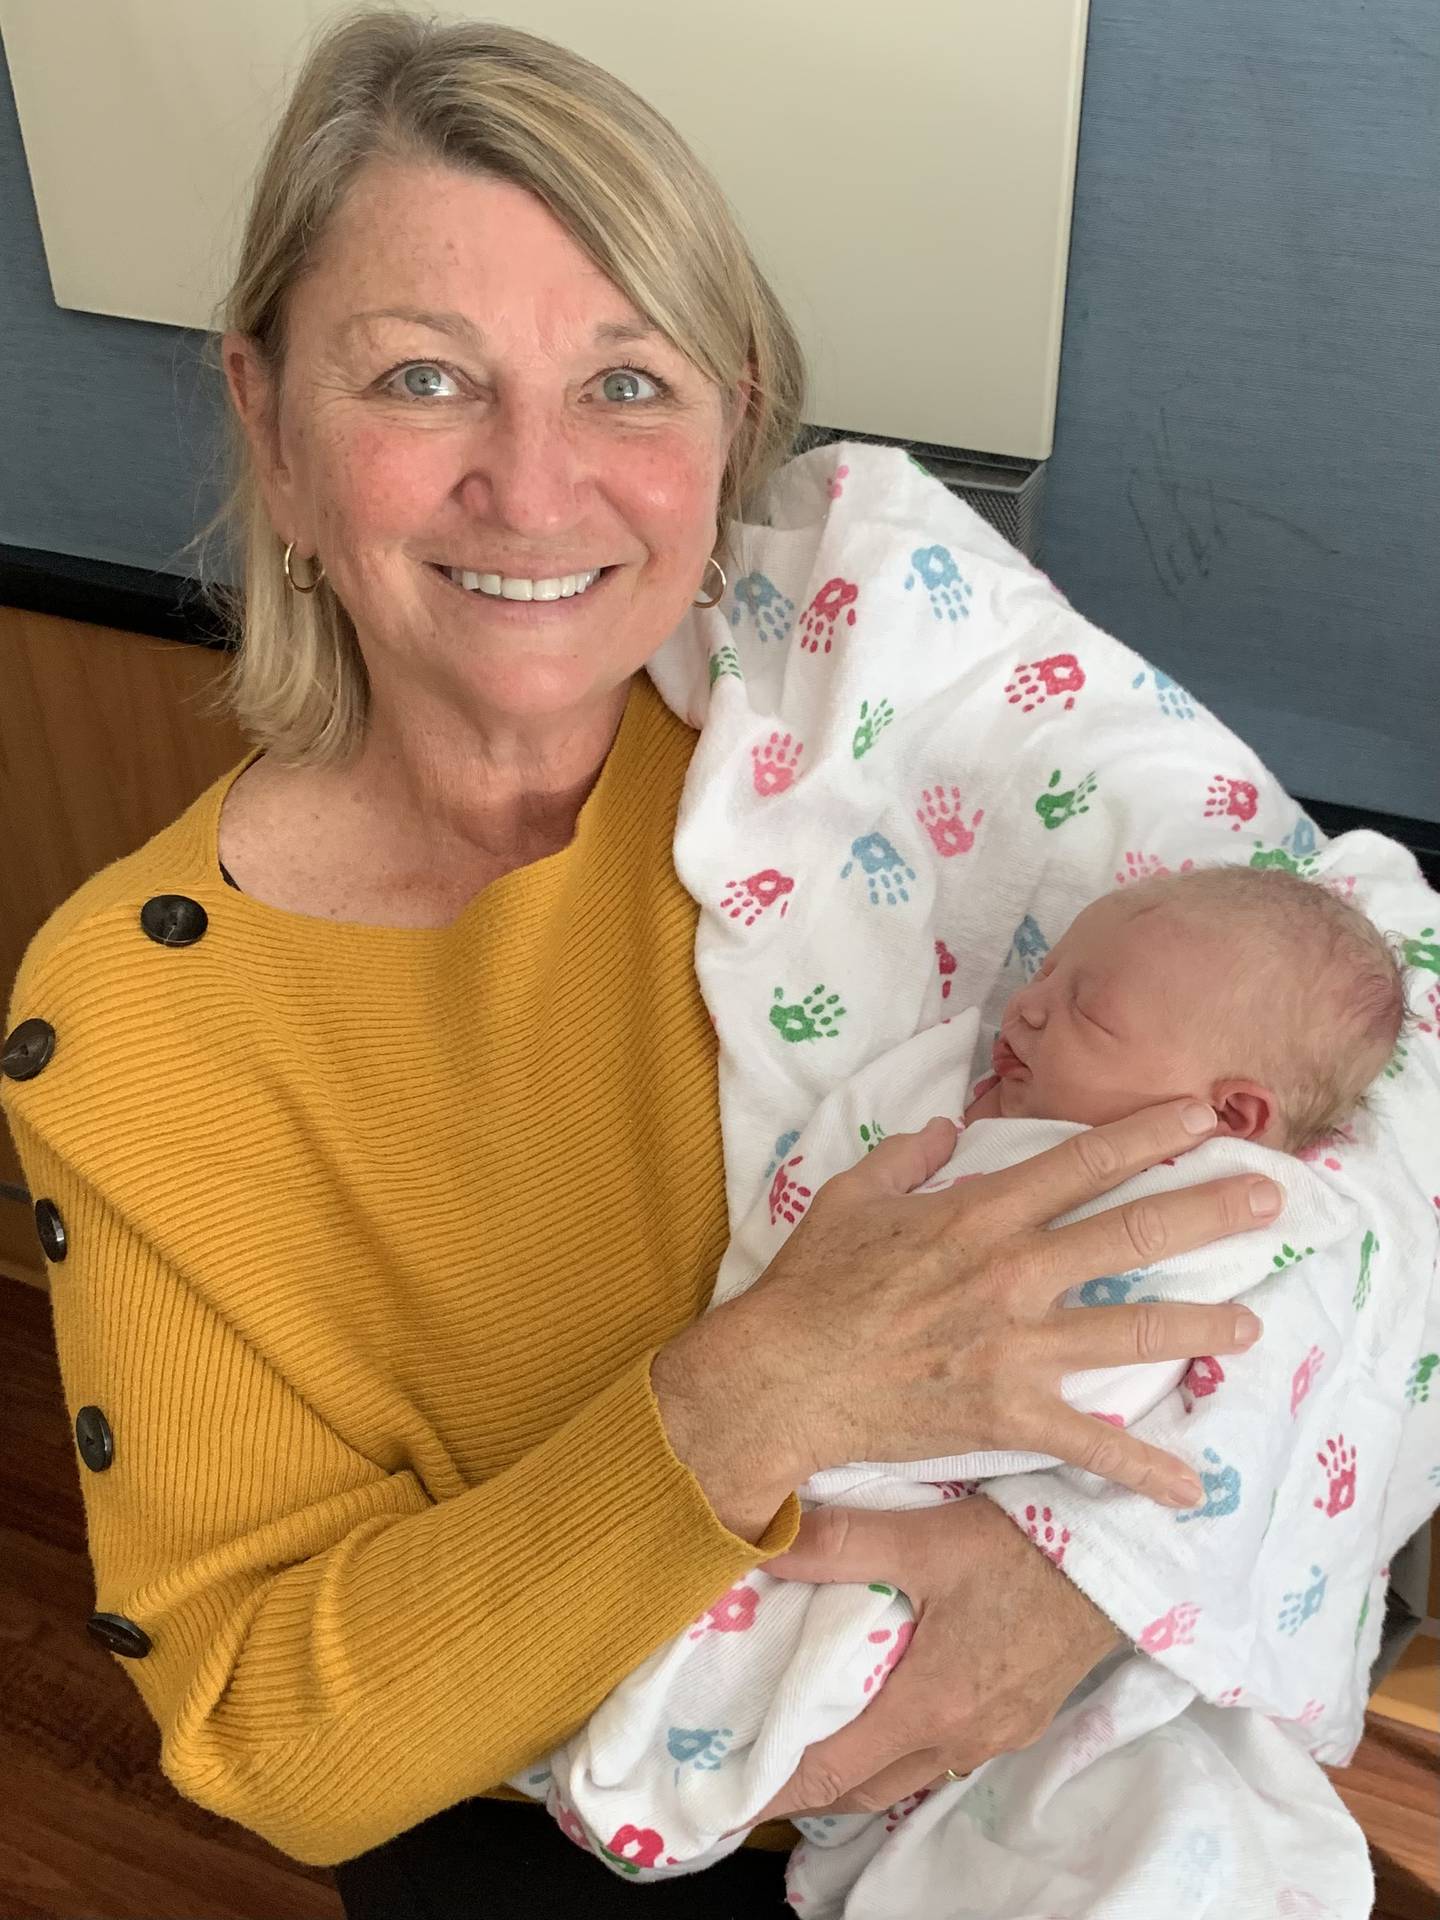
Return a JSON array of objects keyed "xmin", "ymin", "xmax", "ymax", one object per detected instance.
[{"xmin": 225, "ymin": 160, "xmax": 744, "ymax": 721}]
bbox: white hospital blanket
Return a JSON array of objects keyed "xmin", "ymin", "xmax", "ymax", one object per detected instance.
[{"xmin": 511, "ymin": 442, "xmax": 1440, "ymax": 1916}]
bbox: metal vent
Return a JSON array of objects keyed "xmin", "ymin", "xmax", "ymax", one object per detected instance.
[{"xmin": 794, "ymin": 423, "xmax": 1048, "ymax": 564}]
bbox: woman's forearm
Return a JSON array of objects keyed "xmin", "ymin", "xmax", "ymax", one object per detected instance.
[{"xmin": 651, "ymin": 1299, "xmax": 811, "ymax": 1543}]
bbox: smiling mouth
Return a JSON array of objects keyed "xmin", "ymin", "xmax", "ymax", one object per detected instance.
[{"xmin": 429, "ymin": 561, "xmax": 617, "ymax": 604}]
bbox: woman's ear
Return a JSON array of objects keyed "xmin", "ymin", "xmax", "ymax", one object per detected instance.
[
  {"xmin": 222, "ymin": 330, "xmax": 300, "ymax": 538},
  {"xmin": 1210, "ymin": 1079, "xmax": 1276, "ymax": 1142}
]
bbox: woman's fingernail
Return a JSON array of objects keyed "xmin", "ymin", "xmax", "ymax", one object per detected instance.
[
  {"xmin": 1233, "ymin": 1311, "xmax": 1263, "ymax": 1346},
  {"xmin": 1181, "ymin": 1102, "xmax": 1216, "ymax": 1133},
  {"xmin": 1248, "ymin": 1179, "xmax": 1282, "ymax": 1218},
  {"xmin": 1167, "ymin": 1477, "xmax": 1203, "ymax": 1507}
]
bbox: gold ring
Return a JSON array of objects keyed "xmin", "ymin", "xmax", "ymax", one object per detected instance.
[{"xmin": 942, "ymin": 1767, "xmax": 965, "ymax": 1783}]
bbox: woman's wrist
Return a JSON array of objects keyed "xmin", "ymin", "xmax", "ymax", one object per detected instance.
[{"xmin": 651, "ymin": 1304, "xmax": 812, "ymax": 1545}]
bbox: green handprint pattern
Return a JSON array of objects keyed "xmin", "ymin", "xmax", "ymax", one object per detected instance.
[
  {"xmin": 708, "ymin": 642, "xmax": 742, "ymax": 685},
  {"xmin": 1271, "ymin": 1242, "xmax": 1315, "ymax": 1270},
  {"xmin": 1035, "ymin": 768, "xmax": 1098, "ymax": 831},
  {"xmin": 1354, "ymin": 1229, "xmax": 1377, "ymax": 1311},
  {"xmin": 852, "ymin": 697, "xmax": 895, "ymax": 760},
  {"xmin": 769, "ymin": 983, "xmax": 847, "ymax": 1043}
]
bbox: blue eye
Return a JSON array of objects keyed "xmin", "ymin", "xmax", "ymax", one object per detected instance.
[
  {"xmin": 599, "ymin": 365, "xmax": 667, "ymax": 404},
  {"xmin": 385, "ymin": 361, "xmax": 460, "ymax": 400}
]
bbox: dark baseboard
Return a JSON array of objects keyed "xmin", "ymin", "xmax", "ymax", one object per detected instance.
[
  {"xmin": 3, "ymin": 540, "xmax": 1437, "ymax": 888},
  {"xmin": 0, "ymin": 541, "xmax": 231, "ymax": 648}
]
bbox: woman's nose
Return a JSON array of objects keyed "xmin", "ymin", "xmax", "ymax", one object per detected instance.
[{"xmin": 461, "ymin": 396, "xmax": 585, "ymax": 536}]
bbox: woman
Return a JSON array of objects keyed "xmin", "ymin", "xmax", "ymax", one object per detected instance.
[{"xmin": 1, "ymin": 12, "xmax": 1280, "ymax": 1915}]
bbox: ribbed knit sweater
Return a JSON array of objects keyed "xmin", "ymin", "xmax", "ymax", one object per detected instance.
[{"xmin": 1, "ymin": 671, "xmax": 801, "ymax": 1867}]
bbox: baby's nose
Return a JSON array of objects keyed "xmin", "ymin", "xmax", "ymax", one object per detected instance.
[{"xmin": 1015, "ymin": 994, "xmax": 1046, "ymax": 1029}]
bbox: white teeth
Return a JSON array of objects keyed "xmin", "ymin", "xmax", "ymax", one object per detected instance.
[{"xmin": 444, "ymin": 565, "xmax": 602, "ymax": 599}]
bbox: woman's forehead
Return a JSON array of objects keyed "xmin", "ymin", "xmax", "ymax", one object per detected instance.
[{"xmin": 297, "ymin": 162, "xmax": 640, "ymax": 342}]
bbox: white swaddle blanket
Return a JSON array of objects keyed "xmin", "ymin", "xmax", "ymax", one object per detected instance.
[{"xmin": 509, "ymin": 443, "xmax": 1440, "ymax": 1917}]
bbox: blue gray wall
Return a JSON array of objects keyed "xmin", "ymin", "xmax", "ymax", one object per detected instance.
[{"xmin": 1, "ymin": 7, "xmax": 1436, "ymax": 820}]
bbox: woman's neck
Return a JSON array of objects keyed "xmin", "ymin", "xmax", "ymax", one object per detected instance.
[{"xmin": 347, "ymin": 673, "xmax": 635, "ymax": 868}]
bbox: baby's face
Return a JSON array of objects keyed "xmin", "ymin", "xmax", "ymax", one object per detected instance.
[{"xmin": 991, "ymin": 893, "xmax": 1237, "ymax": 1128}]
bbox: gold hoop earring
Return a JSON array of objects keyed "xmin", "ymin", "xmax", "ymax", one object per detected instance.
[
  {"xmin": 283, "ymin": 540, "xmax": 325, "ymax": 594},
  {"xmin": 692, "ymin": 555, "xmax": 727, "ymax": 609}
]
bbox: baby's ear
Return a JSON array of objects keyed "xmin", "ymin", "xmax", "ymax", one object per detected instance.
[{"xmin": 1210, "ymin": 1079, "xmax": 1275, "ymax": 1142}]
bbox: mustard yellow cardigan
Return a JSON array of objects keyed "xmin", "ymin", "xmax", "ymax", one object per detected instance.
[{"xmin": 2, "ymin": 671, "xmax": 800, "ymax": 1866}]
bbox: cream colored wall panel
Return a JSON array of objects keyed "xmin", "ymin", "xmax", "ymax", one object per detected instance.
[{"xmin": 0, "ymin": 0, "xmax": 1088, "ymax": 457}]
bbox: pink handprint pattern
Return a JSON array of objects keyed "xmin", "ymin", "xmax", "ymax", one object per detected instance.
[
  {"xmin": 1297, "ymin": 1122, "xmax": 1357, "ymax": 1172},
  {"xmin": 882, "ymin": 1786, "xmax": 932, "ymax": 1833},
  {"xmin": 751, "ymin": 729, "xmax": 804, "ymax": 795},
  {"xmin": 935, "ymin": 937, "xmax": 958, "ymax": 1000},
  {"xmin": 1204, "ymin": 775, "xmax": 1260, "ymax": 831},
  {"xmin": 555, "ymin": 1802, "xmax": 593, "ymax": 1852},
  {"xmin": 718, "ymin": 867, "xmax": 794, "ymax": 926},
  {"xmin": 1313, "ymin": 1434, "xmax": 1357, "ymax": 1516},
  {"xmin": 862, "ymin": 1620, "xmax": 914, "ymax": 1694},
  {"xmin": 1291, "ymin": 1346, "xmax": 1325, "ymax": 1416},
  {"xmin": 688, "ymin": 1582, "xmax": 761, "ymax": 1641},
  {"xmin": 1115, "ymin": 851, "xmax": 1196, "ymax": 886},
  {"xmin": 1004, "ymin": 653, "xmax": 1086, "ymax": 714},
  {"xmin": 799, "ymin": 577, "xmax": 859, "ymax": 653},
  {"xmin": 1182, "ymin": 1355, "xmax": 1225, "ymax": 1406},
  {"xmin": 1139, "ymin": 1602, "xmax": 1201, "ymax": 1653},
  {"xmin": 768, "ymin": 1152, "xmax": 814, "ymax": 1227},
  {"xmin": 606, "ymin": 1824, "xmax": 669, "ymax": 1871},
  {"xmin": 1022, "ymin": 1503, "xmax": 1071, "ymax": 1567},
  {"xmin": 917, "ymin": 786, "xmax": 985, "ymax": 857}
]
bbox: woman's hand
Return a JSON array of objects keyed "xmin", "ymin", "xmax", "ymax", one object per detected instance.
[
  {"xmin": 749, "ymin": 1495, "xmax": 1123, "ymax": 1822},
  {"xmin": 658, "ymin": 1098, "xmax": 1275, "ymax": 1516}
]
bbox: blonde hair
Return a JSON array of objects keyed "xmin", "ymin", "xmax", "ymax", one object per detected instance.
[
  {"xmin": 184, "ymin": 7, "xmax": 806, "ymax": 764},
  {"xmin": 1126, "ymin": 864, "xmax": 1407, "ymax": 1151}
]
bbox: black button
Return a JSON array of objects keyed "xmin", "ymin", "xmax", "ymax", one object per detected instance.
[
  {"xmin": 34, "ymin": 1197, "xmax": 67, "ymax": 1263},
  {"xmin": 2, "ymin": 1017, "xmax": 56, "ymax": 1081},
  {"xmin": 87, "ymin": 1613, "xmax": 152, "ymax": 1659},
  {"xmin": 140, "ymin": 895, "xmax": 208, "ymax": 947},
  {"xmin": 75, "ymin": 1406, "xmax": 114, "ymax": 1472}
]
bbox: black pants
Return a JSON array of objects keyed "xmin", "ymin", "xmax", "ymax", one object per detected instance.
[{"xmin": 332, "ymin": 1795, "xmax": 792, "ymax": 1918}]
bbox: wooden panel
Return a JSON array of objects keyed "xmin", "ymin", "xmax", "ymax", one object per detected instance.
[
  {"xmin": 1372, "ymin": 1629, "xmax": 1440, "ymax": 1738},
  {"xmin": 0, "ymin": 606, "xmax": 245, "ymax": 1280}
]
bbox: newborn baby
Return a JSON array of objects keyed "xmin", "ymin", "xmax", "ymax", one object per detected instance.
[
  {"xmin": 968, "ymin": 863, "xmax": 1404, "ymax": 1152},
  {"xmin": 525, "ymin": 863, "xmax": 1405, "ymax": 1916}
]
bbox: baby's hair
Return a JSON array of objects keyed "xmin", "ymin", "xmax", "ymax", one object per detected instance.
[{"xmin": 1120, "ymin": 864, "xmax": 1407, "ymax": 1151}]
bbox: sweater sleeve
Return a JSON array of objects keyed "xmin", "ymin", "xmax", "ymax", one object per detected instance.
[{"xmin": 15, "ymin": 1128, "xmax": 799, "ymax": 1867}]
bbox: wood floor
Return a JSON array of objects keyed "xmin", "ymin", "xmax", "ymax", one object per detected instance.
[{"xmin": 2, "ymin": 1273, "xmax": 1436, "ymax": 1919}]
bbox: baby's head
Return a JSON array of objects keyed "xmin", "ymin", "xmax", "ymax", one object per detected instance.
[{"xmin": 990, "ymin": 866, "xmax": 1406, "ymax": 1152}]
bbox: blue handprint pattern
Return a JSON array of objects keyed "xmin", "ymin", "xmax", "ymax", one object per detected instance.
[
  {"xmin": 666, "ymin": 1726, "xmax": 733, "ymax": 1778},
  {"xmin": 903, "ymin": 544, "xmax": 974, "ymax": 622},
  {"xmin": 839, "ymin": 832, "xmax": 917, "ymax": 906},
  {"xmin": 1132, "ymin": 664, "xmax": 1196, "ymax": 719},
  {"xmin": 1278, "ymin": 1564, "xmax": 1328, "ymax": 1635},
  {"xmin": 1174, "ymin": 1446, "xmax": 1242, "ymax": 1523},
  {"xmin": 1078, "ymin": 1269, "xmax": 1159, "ymax": 1307},
  {"xmin": 763, "ymin": 1126, "xmax": 802, "ymax": 1181},
  {"xmin": 729, "ymin": 570, "xmax": 795, "ymax": 641},
  {"xmin": 1009, "ymin": 913, "xmax": 1050, "ymax": 979}
]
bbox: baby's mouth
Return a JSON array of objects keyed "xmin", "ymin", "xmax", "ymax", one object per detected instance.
[{"xmin": 992, "ymin": 1033, "xmax": 1029, "ymax": 1078}]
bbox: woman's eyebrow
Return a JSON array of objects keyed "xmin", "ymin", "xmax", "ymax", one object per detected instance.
[{"xmin": 337, "ymin": 307, "xmax": 663, "ymax": 351}]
